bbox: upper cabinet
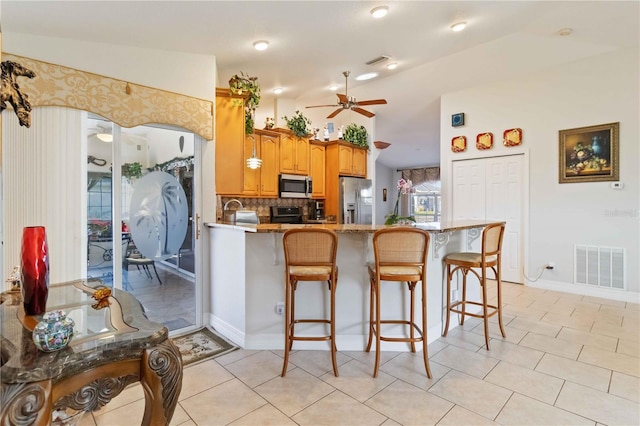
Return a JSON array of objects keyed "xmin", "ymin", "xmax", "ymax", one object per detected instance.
[
  {"xmin": 215, "ymin": 88, "xmax": 246, "ymax": 195},
  {"xmin": 276, "ymin": 129, "xmax": 310, "ymax": 175},
  {"xmin": 326, "ymin": 140, "xmax": 367, "ymax": 178},
  {"xmin": 243, "ymin": 130, "xmax": 280, "ymax": 197},
  {"xmin": 309, "ymin": 141, "xmax": 326, "ymax": 198}
]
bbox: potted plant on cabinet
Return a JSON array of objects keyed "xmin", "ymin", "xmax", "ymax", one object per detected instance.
[
  {"xmin": 343, "ymin": 124, "xmax": 369, "ymax": 148},
  {"xmin": 229, "ymin": 72, "xmax": 261, "ymax": 134},
  {"xmin": 282, "ymin": 110, "xmax": 312, "ymax": 138}
]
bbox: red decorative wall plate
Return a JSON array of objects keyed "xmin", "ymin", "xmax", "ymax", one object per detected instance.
[
  {"xmin": 503, "ymin": 128, "xmax": 523, "ymax": 147},
  {"xmin": 451, "ymin": 136, "xmax": 467, "ymax": 153},
  {"xmin": 476, "ymin": 132, "xmax": 493, "ymax": 150}
]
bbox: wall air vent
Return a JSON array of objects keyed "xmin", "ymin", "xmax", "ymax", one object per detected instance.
[
  {"xmin": 574, "ymin": 245, "xmax": 625, "ymax": 289},
  {"xmin": 365, "ymin": 55, "xmax": 390, "ymax": 66}
]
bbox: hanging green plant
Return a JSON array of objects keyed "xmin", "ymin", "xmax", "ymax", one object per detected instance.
[
  {"xmin": 122, "ymin": 162, "xmax": 142, "ymax": 180},
  {"xmin": 343, "ymin": 124, "xmax": 369, "ymax": 148},
  {"xmin": 229, "ymin": 72, "xmax": 261, "ymax": 134},
  {"xmin": 282, "ymin": 110, "xmax": 312, "ymax": 138}
]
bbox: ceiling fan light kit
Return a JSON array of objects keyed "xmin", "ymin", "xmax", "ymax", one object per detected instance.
[
  {"xmin": 306, "ymin": 71, "xmax": 387, "ymax": 119},
  {"xmin": 96, "ymin": 133, "xmax": 113, "ymax": 143}
]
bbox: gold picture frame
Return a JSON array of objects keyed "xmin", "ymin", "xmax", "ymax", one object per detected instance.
[{"xmin": 559, "ymin": 122, "xmax": 619, "ymax": 183}]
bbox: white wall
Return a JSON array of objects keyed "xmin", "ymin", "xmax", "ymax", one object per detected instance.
[
  {"xmin": 375, "ymin": 163, "xmax": 394, "ymax": 225},
  {"xmin": 441, "ymin": 47, "xmax": 639, "ymax": 297}
]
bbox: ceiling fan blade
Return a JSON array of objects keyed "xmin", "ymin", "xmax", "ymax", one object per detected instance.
[
  {"xmin": 306, "ymin": 104, "xmax": 339, "ymax": 108},
  {"xmin": 352, "ymin": 107, "xmax": 375, "ymax": 118},
  {"xmin": 356, "ymin": 99, "xmax": 387, "ymax": 106},
  {"xmin": 336, "ymin": 93, "xmax": 348, "ymax": 104},
  {"xmin": 327, "ymin": 108, "xmax": 344, "ymax": 119}
]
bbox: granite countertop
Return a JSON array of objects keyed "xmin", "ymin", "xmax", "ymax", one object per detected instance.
[{"xmin": 206, "ymin": 220, "xmax": 504, "ymax": 234}]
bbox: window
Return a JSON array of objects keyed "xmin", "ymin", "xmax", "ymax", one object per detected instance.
[
  {"xmin": 87, "ymin": 173, "xmax": 111, "ymax": 221},
  {"xmin": 411, "ymin": 181, "xmax": 441, "ymax": 223}
]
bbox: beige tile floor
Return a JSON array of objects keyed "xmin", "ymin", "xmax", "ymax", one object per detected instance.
[{"xmin": 82, "ymin": 282, "xmax": 639, "ymax": 425}]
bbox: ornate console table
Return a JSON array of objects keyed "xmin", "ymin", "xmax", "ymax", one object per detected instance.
[{"xmin": 0, "ymin": 279, "xmax": 182, "ymax": 425}]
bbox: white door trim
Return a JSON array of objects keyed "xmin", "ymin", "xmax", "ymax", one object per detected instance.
[{"xmin": 449, "ymin": 151, "xmax": 529, "ymax": 284}]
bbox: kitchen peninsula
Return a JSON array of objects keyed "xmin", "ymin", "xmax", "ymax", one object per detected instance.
[{"xmin": 206, "ymin": 220, "xmax": 504, "ymax": 351}]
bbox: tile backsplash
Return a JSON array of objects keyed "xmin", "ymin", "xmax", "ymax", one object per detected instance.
[{"xmin": 217, "ymin": 196, "xmax": 314, "ymax": 223}]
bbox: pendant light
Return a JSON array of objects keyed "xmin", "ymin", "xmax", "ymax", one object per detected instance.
[{"xmin": 246, "ymin": 138, "xmax": 262, "ymax": 169}]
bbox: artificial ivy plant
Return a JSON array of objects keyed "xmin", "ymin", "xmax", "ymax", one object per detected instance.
[
  {"xmin": 229, "ymin": 72, "xmax": 261, "ymax": 134},
  {"xmin": 343, "ymin": 124, "xmax": 368, "ymax": 148},
  {"xmin": 282, "ymin": 110, "xmax": 312, "ymax": 138}
]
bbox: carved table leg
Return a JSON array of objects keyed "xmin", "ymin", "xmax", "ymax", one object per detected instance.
[
  {"xmin": 0, "ymin": 380, "xmax": 52, "ymax": 426},
  {"xmin": 140, "ymin": 339, "xmax": 183, "ymax": 426}
]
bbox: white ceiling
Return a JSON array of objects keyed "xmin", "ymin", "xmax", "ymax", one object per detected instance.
[{"xmin": 3, "ymin": 1, "xmax": 638, "ymax": 169}]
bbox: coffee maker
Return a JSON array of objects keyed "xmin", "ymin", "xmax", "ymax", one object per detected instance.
[{"xmin": 308, "ymin": 200, "xmax": 325, "ymax": 220}]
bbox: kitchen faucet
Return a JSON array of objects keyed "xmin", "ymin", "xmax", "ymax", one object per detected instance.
[{"xmin": 223, "ymin": 199, "xmax": 243, "ymax": 223}]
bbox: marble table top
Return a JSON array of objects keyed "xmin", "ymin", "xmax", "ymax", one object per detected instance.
[{"xmin": 0, "ymin": 279, "xmax": 167, "ymax": 384}]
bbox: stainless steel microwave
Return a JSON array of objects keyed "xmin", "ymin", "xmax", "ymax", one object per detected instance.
[{"xmin": 279, "ymin": 174, "xmax": 312, "ymax": 198}]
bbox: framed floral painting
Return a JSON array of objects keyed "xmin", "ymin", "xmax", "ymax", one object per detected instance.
[{"xmin": 559, "ymin": 122, "xmax": 619, "ymax": 183}]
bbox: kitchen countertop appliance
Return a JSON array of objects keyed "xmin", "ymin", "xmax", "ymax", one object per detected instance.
[
  {"xmin": 339, "ymin": 177, "xmax": 372, "ymax": 224},
  {"xmin": 270, "ymin": 206, "xmax": 303, "ymax": 224}
]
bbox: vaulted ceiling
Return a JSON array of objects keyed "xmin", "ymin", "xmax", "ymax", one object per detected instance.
[{"xmin": 3, "ymin": 1, "xmax": 638, "ymax": 168}]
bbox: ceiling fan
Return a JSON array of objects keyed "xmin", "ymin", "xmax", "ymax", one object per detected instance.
[{"xmin": 306, "ymin": 71, "xmax": 387, "ymax": 119}]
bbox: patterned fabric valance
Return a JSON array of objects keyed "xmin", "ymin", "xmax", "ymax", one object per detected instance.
[
  {"xmin": 401, "ymin": 167, "xmax": 440, "ymax": 186},
  {"xmin": 2, "ymin": 53, "xmax": 213, "ymax": 140}
]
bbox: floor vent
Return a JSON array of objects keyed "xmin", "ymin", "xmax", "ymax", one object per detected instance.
[{"xmin": 574, "ymin": 245, "xmax": 625, "ymax": 289}]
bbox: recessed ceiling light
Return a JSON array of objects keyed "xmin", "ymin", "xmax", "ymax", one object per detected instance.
[
  {"xmin": 329, "ymin": 85, "xmax": 339, "ymax": 91},
  {"xmin": 253, "ymin": 40, "xmax": 269, "ymax": 51},
  {"xmin": 273, "ymin": 88, "xmax": 283, "ymax": 95},
  {"xmin": 558, "ymin": 28, "xmax": 573, "ymax": 36},
  {"xmin": 356, "ymin": 72, "xmax": 378, "ymax": 81},
  {"xmin": 370, "ymin": 6, "xmax": 388, "ymax": 18},
  {"xmin": 450, "ymin": 21, "xmax": 467, "ymax": 32},
  {"xmin": 386, "ymin": 63, "xmax": 398, "ymax": 70}
]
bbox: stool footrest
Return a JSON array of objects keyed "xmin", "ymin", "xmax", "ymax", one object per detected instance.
[
  {"xmin": 371, "ymin": 320, "xmax": 425, "ymax": 343},
  {"xmin": 449, "ymin": 300, "xmax": 499, "ymax": 318}
]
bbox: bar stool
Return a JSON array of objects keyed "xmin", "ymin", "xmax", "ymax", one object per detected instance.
[
  {"xmin": 366, "ymin": 227, "xmax": 432, "ymax": 378},
  {"xmin": 442, "ymin": 222, "xmax": 506, "ymax": 350},
  {"xmin": 281, "ymin": 228, "xmax": 339, "ymax": 377}
]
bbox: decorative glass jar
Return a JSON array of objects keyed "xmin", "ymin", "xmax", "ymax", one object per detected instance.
[{"xmin": 32, "ymin": 309, "xmax": 75, "ymax": 352}]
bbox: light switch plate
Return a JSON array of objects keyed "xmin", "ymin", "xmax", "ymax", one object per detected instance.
[{"xmin": 610, "ymin": 182, "xmax": 624, "ymax": 189}]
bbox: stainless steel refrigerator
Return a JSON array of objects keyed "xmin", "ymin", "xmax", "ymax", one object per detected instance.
[{"xmin": 338, "ymin": 177, "xmax": 373, "ymax": 224}]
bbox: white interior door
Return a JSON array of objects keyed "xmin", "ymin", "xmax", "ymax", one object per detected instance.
[{"xmin": 452, "ymin": 155, "xmax": 524, "ymax": 283}]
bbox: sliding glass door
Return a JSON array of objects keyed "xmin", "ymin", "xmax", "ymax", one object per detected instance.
[{"xmin": 86, "ymin": 115, "xmax": 200, "ymax": 333}]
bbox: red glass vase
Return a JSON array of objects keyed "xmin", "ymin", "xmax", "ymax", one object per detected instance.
[{"xmin": 20, "ymin": 226, "xmax": 49, "ymax": 315}]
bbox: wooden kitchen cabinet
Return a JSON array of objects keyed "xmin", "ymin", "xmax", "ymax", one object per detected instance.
[
  {"xmin": 324, "ymin": 140, "xmax": 369, "ymax": 220},
  {"xmin": 258, "ymin": 131, "xmax": 279, "ymax": 196},
  {"xmin": 326, "ymin": 140, "xmax": 367, "ymax": 178},
  {"xmin": 276, "ymin": 129, "xmax": 309, "ymax": 175},
  {"xmin": 309, "ymin": 141, "xmax": 326, "ymax": 198},
  {"xmin": 243, "ymin": 129, "xmax": 280, "ymax": 197},
  {"xmin": 215, "ymin": 88, "xmax": 246, "ymax": 195}
]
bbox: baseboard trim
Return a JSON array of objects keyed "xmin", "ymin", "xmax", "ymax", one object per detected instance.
[
  {"xmin": 526, "ymin": 279, "xmax": 640, "ymax": 303},
  {"xmin": 209, "ymin": 315, "xmax": 245, "ymax": 348},
  {"xmin": 238, "ymin": 324, "xmax": 444, "ymax": 351}
]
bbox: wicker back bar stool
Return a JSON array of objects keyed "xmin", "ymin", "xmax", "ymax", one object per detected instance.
[
  {"xmin": 281, "ymin": 228, "xmax": 339, "ymax": 377},
  {"xmin": 442, "ymin": 222, "xmax": 506, "ymax": 350},
  {"xmin": 366, "ymin": 227, "xmax": 432, "ymax": 378}
]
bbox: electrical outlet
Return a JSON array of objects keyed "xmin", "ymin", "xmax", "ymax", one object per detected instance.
[
  {"xmin": 452, "ymin": 289, "xmax": 459, "ymax": 301},
  {"xmin": 546, "ymin": 261, "xmax": 555, "ymax": 270},
  {"xmin": 275, "ymin": 302, "xmax": 285, "ymax": 315}
]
